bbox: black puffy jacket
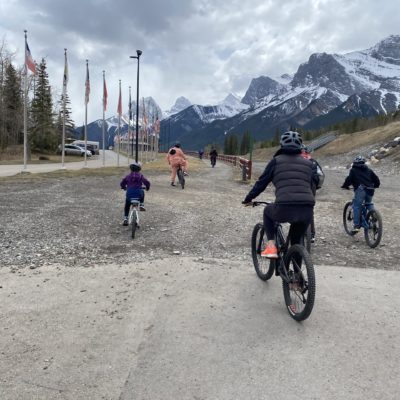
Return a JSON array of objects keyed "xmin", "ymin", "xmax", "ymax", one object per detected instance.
[{"xmin": 244, "ymin": 148, "xmax": 316, "ymax": 205}]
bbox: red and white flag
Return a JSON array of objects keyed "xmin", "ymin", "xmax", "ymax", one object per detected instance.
[
  {"xmin": 85, "ymin": 62, "xmax": 90, "ymax": 105},
  {"xmin": 117, "ymin": 83, "xmax": 122, "ymax": 115},
  {"xmin": 25, "ymin": 41, "xmax": 36, "ymax": 74},
  {"xmin": 103, "ymin": 77, "xmax": 108, "ymax": 111}
]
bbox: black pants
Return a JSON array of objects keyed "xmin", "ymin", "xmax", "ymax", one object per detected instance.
[{"xmin": 263, "ymin": 204, "xmax": 314, "ymax": 244}]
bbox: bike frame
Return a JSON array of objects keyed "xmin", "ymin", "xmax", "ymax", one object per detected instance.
[{"xmin": 128, "ymin": 200, "xmax": 141, "ymax": 226}]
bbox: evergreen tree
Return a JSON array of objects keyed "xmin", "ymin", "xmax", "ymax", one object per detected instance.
[
  {"xmin": 57, "ymin": 91, "xmax": 75, "ymax": 141},
  {"xmin": 29, "ymin": 58, "xmax": 57, "ymax": 153},
  {"xmin": 2, "ymin": 62, "xmax": 23, "ymax": 148},
  {"xmin": 240, "ymin": 131, "xmax": 252, "ymax": 155}
]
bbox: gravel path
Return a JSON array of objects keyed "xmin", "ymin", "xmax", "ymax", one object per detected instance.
[{"xmin": 0, "ymin": 156, "xmax": 399, "ymax": 270}]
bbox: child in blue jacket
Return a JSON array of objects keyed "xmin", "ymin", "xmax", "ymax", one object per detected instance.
[{"xmin": 120, "ymin": 162, "xmax": 150, "ymax": 226}]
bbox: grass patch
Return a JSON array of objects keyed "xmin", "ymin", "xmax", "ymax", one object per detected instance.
[{"xmin": 0, "ymin": 155, "xmax": 205, "ymax": 184}]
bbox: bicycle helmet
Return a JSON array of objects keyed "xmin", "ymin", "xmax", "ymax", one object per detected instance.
[
  {"xmin": 129, "ymin": 162, "xmax": 141, "ymax": 172},
  {"xmin": 353, "ymin": 155, "xmax": 366, "ymax": 164},
  {"xmin": 280, "ymin": 131, "xmax": 303, "ymax": 149}
]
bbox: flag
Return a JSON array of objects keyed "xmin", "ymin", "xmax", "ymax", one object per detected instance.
[
  {"xmin": 25, "ymin": 41, "xmax": 36, "ymax": 74},
  {"xmin": 103, "ymin": 77, "xmax": 108, "ymax": 111},
  {"xmin": 85, "ymin": 62, "xmax": 90, "ymax": 105},
  {"xmin": 62, "ymin": 51, "xmax": 68, "ymax": 95},
  {"xmin": 117, "ymin": 83, "xmax": 122, "ymax": 115}
]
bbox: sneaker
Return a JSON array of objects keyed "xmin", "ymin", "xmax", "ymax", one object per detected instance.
[
  {"xmin": 352, "ymin": 225, "xmax": 361, "ymax": 233},
  {"xmin": 261, "ymin": 244, "xmax": 278, "ymax": 259},
  {"xmin": 310, "ymin": 234, "xmax": 315, "ymax": 243},
  {"xmin": 122, "ymin": 218, "xmax": 128, "ymax": 226},
  {"xmin": 171, "ymin": 182, "xmax": 176, "ymax": 186},
  {"xmin": 183, "ymin": 172, "xmax": 188, "ymax": 176},
  {"xmin": 139, "ymin": 205, "xmax": 146, "ymax": 211}
]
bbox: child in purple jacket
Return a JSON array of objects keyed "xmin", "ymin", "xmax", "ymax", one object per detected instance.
[{"xmin": 120, "ymin": 162, "xmax": 150, "ymax": 226}]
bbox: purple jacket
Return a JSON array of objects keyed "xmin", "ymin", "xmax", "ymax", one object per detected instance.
[{"xmin": 120, "ymin": 172, "xmax": 150, "ymax": 191}]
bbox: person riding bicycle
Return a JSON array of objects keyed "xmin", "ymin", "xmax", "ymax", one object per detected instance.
[
  {"xmin": 209, "ymin": 148, "xmax": 218, "ymax": 167},
  {"xmin": 167, "ymin": 142, "xmax": 188, "ymax": 186},
  {"xmin": 341, "ymin": 155, "xmax": 380, "ymax": 233},
  {"xmin": 242, "ymin": 131, "xmax": 319, "ymax": 258},
  {"xmin": 120, "ymin": 162, "xmax": 150, "ymax": 226},
  {"xmin": 300, "ymin": 144, "xmax": 324, "ymax": 242}
]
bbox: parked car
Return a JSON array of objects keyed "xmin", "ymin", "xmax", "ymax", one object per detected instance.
[
  {"xmin": 74, "ymin": 142, "xmax": 96, "ymax": 155},
  {"xmin": 57, "ymin": 144, "xmax": 92, "ymax": 157}
]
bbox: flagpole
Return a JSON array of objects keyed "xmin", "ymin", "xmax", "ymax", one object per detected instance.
[
  {"xmin": 102, "ymin": 70, "xmax": 106, "ymax": 167},
  {"xmin": 84, "ymin": 60, "xmax": 89, "ymax": 167},
  {"xmin": 62, "ymin": 48, "xmax": 67, "ymax": 169},
  {"xmin": 117, "ymin": 79, "xmax": 121, "ymax": 167},
  {"xmin": 23, "ymin": 30, "xmax": 28, "ymax": 171},
  {"xmin": 127, "ymin": 86, "xmax": 131, "ymax": 165}
]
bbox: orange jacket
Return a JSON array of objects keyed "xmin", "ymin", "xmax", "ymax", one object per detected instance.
[{"xmin": 167, "ymin": 147, "xmax": 186, "ymax": 167}]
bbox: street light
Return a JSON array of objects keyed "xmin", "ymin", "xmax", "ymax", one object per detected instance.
[{"xmin": 130, "ymin": 50, "xmax": 142, "ymax": 162}]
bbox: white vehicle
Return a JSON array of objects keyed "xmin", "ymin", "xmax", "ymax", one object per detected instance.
[
  {"xmin": 72, "ymin": 140, "xmax": 99, "ymax": 155},
  {"xmin": 58, "ymin": 144, "xmax": 92, "ymax": 157}
]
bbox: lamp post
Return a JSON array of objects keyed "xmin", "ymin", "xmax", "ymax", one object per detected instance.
[{"xmin": 130, "ymin": 50, "xmax": 142, "ymax": 162}]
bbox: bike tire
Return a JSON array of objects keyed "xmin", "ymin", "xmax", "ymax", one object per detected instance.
[
  {"xmin": 131, "ymin": 211, "xmax": 138, "ymax": 239},
  {"xmin": 282, "ymin": 244, "xmax": 315, "ymax": 321},
  {"xmin": 177, "ymin": 169, "xmax": 185, "ymax": 189},
  {"xmin": 343, "ymin": 201, "xmax": 355, "ymax": 236},
  {"xmin": 364, "ymin": 209, "xmax": 382, "ymax": 248},
  {"xmin": 251, "ymin": 223, "xmax": 274, "ymax": 281}
]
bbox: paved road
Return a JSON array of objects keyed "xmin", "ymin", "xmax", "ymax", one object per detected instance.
[
  {"xmin": 1, "ymin": 259, "xmax": 399, "ymax": 400},
  {"xmin": 0, "ymin": 150, "xmax": 131, "ymax": 177}
]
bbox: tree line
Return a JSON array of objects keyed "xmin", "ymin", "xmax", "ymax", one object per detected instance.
[
  {"xmin": 0, "ymin": 40, "xmax": 75, "ymax": 157},
  {"xmin": 222, "ymin": 107, "xmax": 400, "ymax": 156}
]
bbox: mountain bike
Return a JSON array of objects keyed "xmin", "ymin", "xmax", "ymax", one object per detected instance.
[
  {"xmin": 128, "ymin": 199, "xmax": 142, "ymax": 239},
  {"xmin": 177, "ymin": 165, "xmax": 185, "ymax": 189},
  {"xmin": 250, "ymin": 201, "xmax": 316, "ymax": 321},
  {"xmin": 343, "ymin": 198, "xmax": 382, "ymax": 248}
]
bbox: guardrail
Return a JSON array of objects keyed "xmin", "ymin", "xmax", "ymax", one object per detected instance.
[
  {"xmin": 308, "ymin": 131, "xmax": 339, "ymax": 151},
  {"xmin": 186, "ymin": 151, "xmax": 252, "ymax": 181}
]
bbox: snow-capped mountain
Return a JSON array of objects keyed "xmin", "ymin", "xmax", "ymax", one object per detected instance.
[
  {"xmin": 165, "ymin": 96, "xmax": 192, "ymax": 116},
  {"xmin": 161, "ymin": 35, "xmax": 400, "ymax": 150}
]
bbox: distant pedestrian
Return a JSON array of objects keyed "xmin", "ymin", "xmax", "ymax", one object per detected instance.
[
  {"xmin": 198, "ymin": 149, "xmax": 204, "ymax": 160},
  {"xmin": 209, "ymin": 148, "xmax": 218, "ymax": 167}
]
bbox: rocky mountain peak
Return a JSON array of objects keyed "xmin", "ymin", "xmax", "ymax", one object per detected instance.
[
  {"xmin": 170, "ymin": 96, "xmax": 192, "ymax": 115},
  {"xmin": 241, "ymin": 76, "xmax": 287, "ymax": 106},
  {"xmin": 368, "ymin": 34, "xmax": 400, "ymax": 65}
]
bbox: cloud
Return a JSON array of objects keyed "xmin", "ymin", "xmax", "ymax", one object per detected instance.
[{"xmin": 0, "ymin": 0, "xmax": 399, "ymax": 125}]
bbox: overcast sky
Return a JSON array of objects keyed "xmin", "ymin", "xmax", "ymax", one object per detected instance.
[{"xmin": 1, "ymin": 0, "xmax": 400, "ymax": 125}]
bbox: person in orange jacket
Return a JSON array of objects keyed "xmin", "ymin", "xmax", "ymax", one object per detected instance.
[{"xmin": 167, "ymin": 142, "xmax": 188, "ymax": 186}]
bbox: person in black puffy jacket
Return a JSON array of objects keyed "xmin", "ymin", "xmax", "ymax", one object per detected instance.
[
  {"xmin": 341, "ymin": 155, "xmax": 380, "ymax": 232},
  {"xmin": 242, "ymin": 131, "xmax": 319, "ymax": 259}
]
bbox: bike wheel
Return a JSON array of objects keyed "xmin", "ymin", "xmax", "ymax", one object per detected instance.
[
  {"xmin": 251, "ymin": 223, "xmax": 274, "ymax": 281},
  {"xmin": 177, "ymin": 169, "xmax": 185, "ymax": 189},
  {"xmin": 131, "ymin": 211, "xmax": 138, "ymax": 239},
  {"xmin": 282, "ymin": 244, "xmax": 315, "ymax": 321},
  {"xmin": 364, "ymin": 209, "xmax": 382, "ymax": 248},
  {"xmin": 343, "ymin": 201, "xmax": 355, "ymax": 236}
]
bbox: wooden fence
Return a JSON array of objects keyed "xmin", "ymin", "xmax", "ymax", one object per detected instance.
[{"xmin": 186, "ymin": 151, "xmax": 252, "ymax": 181}]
